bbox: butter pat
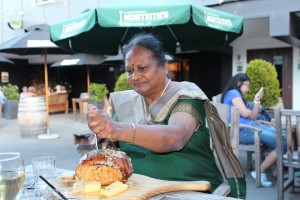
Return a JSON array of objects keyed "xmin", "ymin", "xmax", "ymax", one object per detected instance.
[
  {"xmin": 84, "ymin": 181, "xmax": 101, "ymax": 195},
  {"xmin": 100, "ymin": 181, "xmax": 128, "ymax": 197}
]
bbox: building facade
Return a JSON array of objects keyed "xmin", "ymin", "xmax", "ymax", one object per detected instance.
[{"xmin": 0, "ymin": 0, "xmax": 299, "ymax": 109}]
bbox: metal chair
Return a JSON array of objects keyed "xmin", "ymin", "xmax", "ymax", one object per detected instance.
[{"xmin": 275, "ymin": 108, "xmax": 300, "ymax": 200}]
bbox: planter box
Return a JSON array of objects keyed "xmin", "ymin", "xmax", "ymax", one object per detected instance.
[{"xmin": 4, "ymin": 100, "xmax": 19, "ymax": 119}]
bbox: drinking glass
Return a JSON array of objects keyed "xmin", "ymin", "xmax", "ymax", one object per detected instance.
[
  {"xmin": 31, "ymin": 156, "xmax": 56, "ymax": 189},
  {"xmin": 0, "ymin": 152, "xmax": 25, "ymax": 200}
]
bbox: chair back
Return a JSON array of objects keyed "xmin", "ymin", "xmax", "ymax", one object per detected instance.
[
  {"xmin": 213, "ymin": 102, "xmax": 240, "ymax": 157},
  {"xmin": 275, "ymin": 107, "xmax": 300, "ymax": 200},
  {"xmin": 212, "ymin": 93, "xmax": 222, "ymax": 103},
  {"xmin": 204, "ymin": 101, "xmax": 246, "ymax": 198}
]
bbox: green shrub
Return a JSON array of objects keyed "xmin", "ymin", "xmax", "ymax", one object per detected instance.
[
  {"xmin": 245, "ymin": 59, "xmax": 281, "ymax": 109},
  {"xmin": 114, "ymin": 72, "xmax": 132, "ymax": 92},
  {"xmin": 2, "ymin": 83, "xmax": 19, "ymax": 100},
  {"xmin": 89, "ymin": 83, "xmax": 109, "ymax": 102}
]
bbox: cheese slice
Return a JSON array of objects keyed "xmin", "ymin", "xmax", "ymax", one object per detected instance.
[
  {"xmin": 84, "ymin": 181, "xmax": 101, "ymax": 196},
  {"xmin": 100, "ymin": 181, "xmax": 128, "ymax": 197}
]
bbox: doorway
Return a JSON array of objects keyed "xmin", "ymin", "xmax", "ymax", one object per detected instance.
[{"xmin": 247, "ymin": 48, "xmax": 293, "ymax": 108}]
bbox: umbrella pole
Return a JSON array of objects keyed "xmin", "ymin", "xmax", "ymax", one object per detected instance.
[
  {"xmin": 45, "ymin": 54, "xmax": 50, "ymax": 130},
  {"xmin": 87, "ymin": 66, "xmax": 90, "ymax": 96},
  {"xmin": 38, "ymin": 51, "xmax": 60, "ymax": 140}
]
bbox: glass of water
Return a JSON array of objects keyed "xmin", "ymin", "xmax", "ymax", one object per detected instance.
[
  {"xmin": 31, "ymin": 156, "xmax": 56, "ymax": 189},
  {"xmin": 0, "ymin": 152, "xmax": 25, "ymax": 200}
]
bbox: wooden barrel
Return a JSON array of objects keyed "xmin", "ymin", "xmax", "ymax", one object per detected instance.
[{"xmin": 18, "ymin": 97, "xmax": 47, "ymax": 138}]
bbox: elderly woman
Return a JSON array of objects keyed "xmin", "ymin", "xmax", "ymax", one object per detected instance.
[{"xmin": 87, "ymin": 34, "xmax": 235, "ymax": 195}]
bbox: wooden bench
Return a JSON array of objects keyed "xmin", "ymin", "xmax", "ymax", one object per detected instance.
[{"xmin": 48, "ymin": 93, "xmax": 69, "ymax": 114}]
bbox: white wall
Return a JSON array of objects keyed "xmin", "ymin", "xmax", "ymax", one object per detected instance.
[
  {"xmin": 1, "ymin": 0, "xmax": 299, "ymax": 108},
  {"xmin": 293, "ymin": 47, "xmax": 300, "ymax": 110},
  {"xmin": 231, "ymin": 18, "xmax": 298, "ymax": 109}
]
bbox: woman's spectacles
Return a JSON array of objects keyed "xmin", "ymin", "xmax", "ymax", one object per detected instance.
[{"xmin": 242, "ymin": 82, "xmax": 250, "ymax": 88}]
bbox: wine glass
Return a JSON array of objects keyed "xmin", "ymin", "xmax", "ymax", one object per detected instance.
[{"xmin": 0, "ymin": 152, "xmax": 25, "ymax": 200}]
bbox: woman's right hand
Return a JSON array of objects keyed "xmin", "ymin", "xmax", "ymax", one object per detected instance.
[
  {"xmin": 87, "ymin": 104, "xmax": 112, "ymax": 139},
  {"xmin": 87, "ymin": 104, "xmax": 129, "ymax": 143},
  {"xmin": 254, "ymin": 87, "xmax": 264, "ymax": 102}
]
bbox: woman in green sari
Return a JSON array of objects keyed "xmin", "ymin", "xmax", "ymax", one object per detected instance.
[{"xmin": 87, "ymin": 33, "xmax": 223, "ymax": 193}]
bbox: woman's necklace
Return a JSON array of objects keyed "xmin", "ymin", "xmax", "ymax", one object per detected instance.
[
  {"xmin": 144, "ymin": 79, "xmax": 171, "ymax": 111},
  {"xmin": 160, "ymin": 79, "xmax": 171, "ymax": 97}
]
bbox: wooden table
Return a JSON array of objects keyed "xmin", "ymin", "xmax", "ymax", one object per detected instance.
[
  {"xmin": 72, "ymin": 98, "xmax": 90, "ymax": 122},
  {"xmin": 23, "ymin": 166, "xmax": 238, "ymax": 200}
]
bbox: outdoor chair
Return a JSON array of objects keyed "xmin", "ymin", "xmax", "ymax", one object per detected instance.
[
  {"xmin": 275, "ymin": 107, "xmax": 300, "ymax": 200},
  {"xmin": 213, "ymin": 102, "xmax": 263, "ymax": 187}
]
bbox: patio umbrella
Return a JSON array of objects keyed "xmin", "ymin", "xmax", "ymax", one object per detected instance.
[
  {"xmin": 0, "ymin": 56, "xmax": 14, "ymax": 64},
  {"xmin": 50, "ymin": 0, "xmax": 243, "ymax": 55},
  {"xmin": 0, "ymin": 24, "xmax": 69, "ymax": 139},
  {"xmin": 51, "ymin": 53, "xmax": 107, "ymax": 95}
]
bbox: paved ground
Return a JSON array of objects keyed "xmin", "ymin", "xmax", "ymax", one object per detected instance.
[{"xmin": 0, "ymin": 113, "xmax": 299, "ymax": 199}]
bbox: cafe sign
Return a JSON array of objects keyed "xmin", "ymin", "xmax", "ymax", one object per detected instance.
[{"xmin": 118, "ymin": 11, "xmax": 169, "ymax": 27}]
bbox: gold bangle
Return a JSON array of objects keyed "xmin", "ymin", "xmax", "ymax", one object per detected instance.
[{"xmin": 129, "ymin": 123, "xmax": 136, "ymax": 144}]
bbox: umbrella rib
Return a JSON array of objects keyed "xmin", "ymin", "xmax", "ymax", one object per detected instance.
[
  {"xmin": 68, "ymin": 39, "xmax": 73, "ymax": 52},
  {"xmin": 166, "ymin": 25, "xmax": 178, "ymax": 42},
  {"xmin": 121, "ymin": 28, "xmax": 130, "ymax": 44}
]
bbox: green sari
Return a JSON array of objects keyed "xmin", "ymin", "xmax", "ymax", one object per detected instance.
[
  {"xmin": 110, "ymin": 81, "xmax": 246, "ymax": 198},
  {"xmin": 119, "ymin": 99, "xmax": 222, "ymax": 193}
]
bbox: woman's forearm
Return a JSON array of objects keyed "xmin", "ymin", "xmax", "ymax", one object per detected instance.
[{"xmin": 248, "ymin": 102, "xmax": 260, "ymax": 120}]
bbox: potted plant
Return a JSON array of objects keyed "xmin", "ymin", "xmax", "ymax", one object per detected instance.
[
  {"xmin": 89, "ymin": 83, "xmax": 109, "ymax": 109},
  {"xmin": 245, "ymin": 59, "xmax": 281, "ymax": 118},
  {"xmin": 2, "ymin": 83, "xmax": 20, "ymax": 119},
  {"xmin": 114, "ymin": 72, "xmax": 132, "ymax": 92}
]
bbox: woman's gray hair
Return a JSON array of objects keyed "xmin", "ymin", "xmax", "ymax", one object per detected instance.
[{"xmin": 122, "ymin": 33, "xmax": 167, "ymax": 68}]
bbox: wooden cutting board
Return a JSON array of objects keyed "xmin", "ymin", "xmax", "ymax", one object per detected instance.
[{"xmin": 105, "ymin": 173, "xmax": 211, "ymax": 200}]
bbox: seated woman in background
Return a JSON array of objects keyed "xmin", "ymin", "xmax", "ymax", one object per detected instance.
[
  {"xmin": 27, "ymin": 86, "xmax": 37, "ymax": 97},
  {"xmin": 221, "ymin": 73, "xmax": 286, "ymax": 187},
  {"xmin": 20, "ymin": 86, "xmax": 28, "ymax": 99},
  {"xmin": 20, "ymin": 86, "xmax": 37, "ymax": 98}
]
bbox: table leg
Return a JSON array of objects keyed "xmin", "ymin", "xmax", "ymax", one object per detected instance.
[
  {"xmin": 80, "ymin": 101, "xmax": 84, "ymax": 123},
  {"xmin": 72, "ymin": 100, "xmax": 77, "ymax": 120}
]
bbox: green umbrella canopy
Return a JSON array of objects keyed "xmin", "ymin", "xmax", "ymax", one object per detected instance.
[{"xmin": 50, "ymin": 0, "xmax": 243, "ymax": 55}]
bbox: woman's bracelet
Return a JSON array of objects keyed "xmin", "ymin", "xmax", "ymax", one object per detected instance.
[{"xmin": 129, "ymin": 123, "xmax": 136, "ymax": 144}]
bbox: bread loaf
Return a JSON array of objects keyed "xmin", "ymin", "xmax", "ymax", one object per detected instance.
[{"xmin": 75, "ymin": 149, "xmax": 133, "ymax": 186}]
